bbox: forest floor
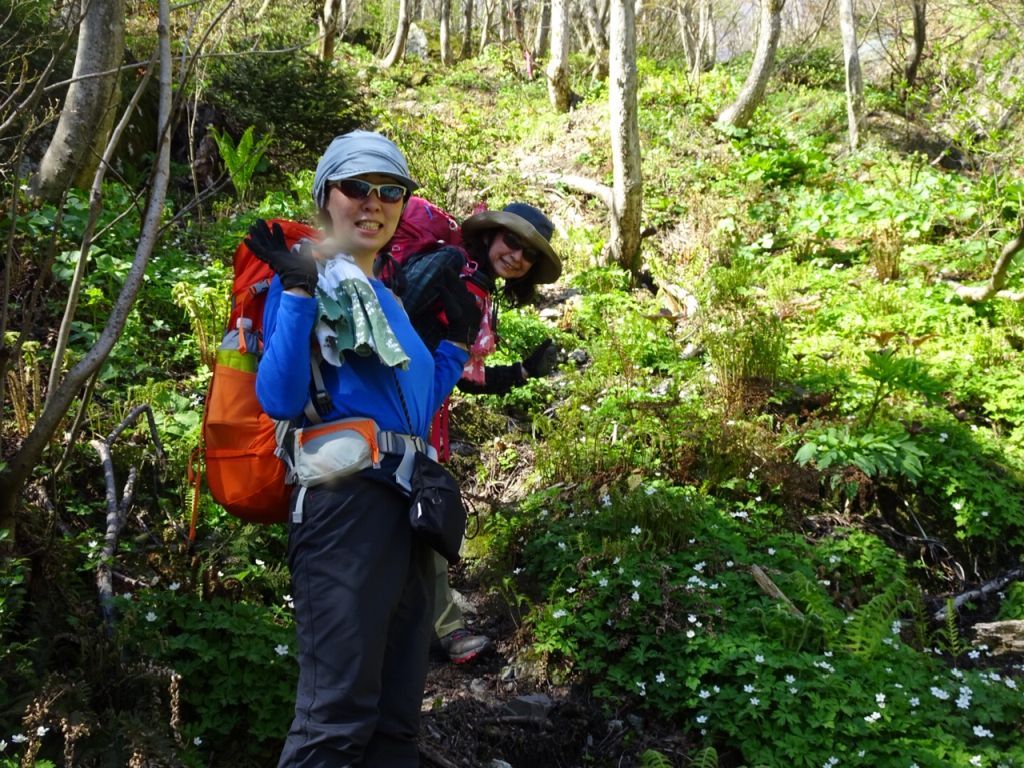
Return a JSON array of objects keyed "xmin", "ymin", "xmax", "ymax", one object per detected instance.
[{"xmin": 419, "ymin": 564, "xmax": 693, "ymax": 768}]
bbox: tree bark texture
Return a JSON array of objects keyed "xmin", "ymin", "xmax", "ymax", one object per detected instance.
[
  {"xmin": 717, "ymin": 0, "xmax": 785, "ymax": 128},
  {"xmin": 382, "ymin": 0, "xmax": 412, "ymax": 66},
  {"xmin": 31, "ymin": 0, "xmax": 127, "ymax": 201},
  {"xmin": 533, "ymin": 0, "xmax": 551, "ymax": 59},
  {"xmin": 608, "ymin": 0, "xmax": 643, "ymax": 274},
  {"xmin": 838, "ymin": 0, "xmax": 863, "ymax": 149},
  {"xmin": 440, "ymin": 0, "xmax": 453, "ymax": 63},
  {"xmin": 584, "ymin": 0, "xmax": 609, "ymax": 78},
  {"xmin": 460, "ymin": 0, "xmax": 474, "ymax": 58},
  {"xmin": 318, "ymin": 0, "xmax": 344, "ymax": 61},
  {"xmin": 904, "ymin": 0, "xmax": 926, "ymax": 89},
  {"xmin": 547, "ymin": 0, "xmax": 571, "ymax": 110}
]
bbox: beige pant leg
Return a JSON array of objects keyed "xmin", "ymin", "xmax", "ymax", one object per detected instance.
[{"xmin": 431, "ymin": 550, "xmax": 466, "ymax": 638}]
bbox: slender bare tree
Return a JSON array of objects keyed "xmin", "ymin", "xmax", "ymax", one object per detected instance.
[
  {"xmin": 904, "ymin": 0, "xmax": 926, "ymax": 90},
  {"xmin": 318, "ymin": 0, "xmax": 347, "ymax": 61},
  {"xmin": 608, "ymin": 0, "xmax": 642, "ymax": 274},
  {"xmin": 382, "ymin": 0, "xmax": 413, "ymax": 66},
  {"xmin": 440, "ymin": 0, "xmax": 453, "ymax": 63},
  {"xmin": 584, "ymin": 0, "xmax": 609, "ymax": 77},
  {"xmin": 547, "ymin": 0, "xmax": 571, "ymax": 109},
  {"xmin": 460, "ymin": 0, "xmax": 474, "ymax": 58},
  {"xmin": 717, "ymin": 0, "xmax": 785, "ymax": 127},
  {"xmin": 838, "ymin": 0, "xmax": 863, "ymax": 148},
  {"xmin": 31, "ymin": 0, "xmax": 127, "ymax": 201},
  {"xmin": 533, "ymin": 0, "xmax": 551, "ymax": 58},
  {"xmin": 1, "ymin": 0, "xmax": 173, "ymax": 532}
]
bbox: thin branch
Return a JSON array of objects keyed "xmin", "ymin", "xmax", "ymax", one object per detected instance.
[
  {"xmin": 950, "ymin": 224, "xmax": 1024, "ymax": 302},
  {"xmin": 45, "ymin": 47, "xmax": 158, "ymax": 402},
  {"xmin": 92, "ymin": 404, "xmax": 165, "ymax": 630},
  {"xmin": 932, "ymin": 568, "xmax": 1024, "ymax": 622}
]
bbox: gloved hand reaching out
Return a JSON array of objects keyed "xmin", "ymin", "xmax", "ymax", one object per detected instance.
[
  {"xmin": 245, "ymin": 219, "xmax": 318, "ymax": 295},
  {"xmin": 438, "ymin": 270, "xmax": 482, "ymax": 347},
  {"xmin": 523, "ymin": 338, "xmax": 560, "ymax": 378}
]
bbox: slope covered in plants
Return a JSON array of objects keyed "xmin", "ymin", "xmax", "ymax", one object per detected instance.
[{"xmin": 3, "ymin": 10, "xmax": 1024, "ymax": 768}]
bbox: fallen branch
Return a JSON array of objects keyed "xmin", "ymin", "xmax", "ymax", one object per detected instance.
[
  {"xmin": 750, "ymin": 564, "xmax": 803, "ymax": 617},
  {"xmin": 533, "ymin": 171, "xmax": 613, "ymax": 210},
  {"xmin": 932, "ymin": 567, "xmax": 1024, "ymax": 622}
]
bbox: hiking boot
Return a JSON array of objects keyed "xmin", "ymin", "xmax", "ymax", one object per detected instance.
[{"xmin": 439, "ymin": 628, "xmax": 493, "ymax": 664}]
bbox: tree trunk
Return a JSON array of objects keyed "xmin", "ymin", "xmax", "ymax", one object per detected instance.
[
  {"xmin": 382, "ymin": 0, "xmax": 413, "ymax": 66},
  {"xmin": 319, "ymin": 0, "xmax": 343, "ymax": 61},
  {"xmin": 547, "ymin": 0, "xmax": 570, "ymax": 110},
  {"xmin": 512, "ymin": 0, "xmax": 525, "ymax": 41},
  {"xmin": 480, "ymin": 0, "xmax": 494, "ymax": 51},
  {"xmin": 533, "ymin": 0, "xmax": 551, "ymax": 58},
  {"xmin": 698, "ymin": 0, "xmax": 716, "ymax": 72},
  {"xmin": 608, "ymin": 0, "xmax": 642, "ymax": 275},
  {"xmin": 717, "ymin": 0, "xmax": 785, "ymax": 128},
  {"xmin": 460, "ymin": 0, "xmax": 474, "ymax": 58},
  {"xmin": 584, "ymin": 0, "xmax": 609, "ymax": 78},
  {"xmin": 31, "ymin": 0, "xmax": 127, "ymax": 201},
  {"xmin": 440, "ymin": 0, "xmax": 453, "ymax": 63},
  {"xmin": 676, "ymin": 0, "xmax": 699, "ymax": 75},
  {"xmin": 904, "ymin": 0, "xmax": 926, "ymax": 90},
  {"xmin": 838, "ymin": 0, "xmax": 863, "ymax": 149},
  {"xmin": 0, "ymin": 0, "xmax": 173, "ymax": 534}
]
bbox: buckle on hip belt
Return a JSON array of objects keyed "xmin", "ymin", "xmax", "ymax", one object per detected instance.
[{"xmin": 379, "ymin": 430, "xmax": 427, "ymax": 492}]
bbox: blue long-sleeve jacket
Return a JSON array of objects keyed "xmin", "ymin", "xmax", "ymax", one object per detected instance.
[{"xmin": 256, "ymin": 277, "xmax": 468, "ymax": 440}]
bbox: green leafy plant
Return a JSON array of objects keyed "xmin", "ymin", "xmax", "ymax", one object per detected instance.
[
  {"xmin": 859, "ymin": 348, "xmax": 945, "ymax": 427},
  {"xmin": 115, "ymin": 587, "xmax": 295, "ymax": 761},
  {"xmin": 208, "ymin": 125, "xmax": 273, "ymax": 202},
  {"xmin": 640, "ymin": 749, "xmax": 673, "ymax": 767},
  {"xmin": 795, "ymin": 424, "xmax": 928, "ymax": 496}
]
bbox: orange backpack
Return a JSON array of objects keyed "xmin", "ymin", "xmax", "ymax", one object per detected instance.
[{"xmin": 189, "ymin": 219, "xmax": 321, "ymax": 536}]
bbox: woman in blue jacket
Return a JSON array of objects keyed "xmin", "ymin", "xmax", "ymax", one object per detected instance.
[{"xmin": 247, "ymin": 130, "xmax": 479, "ymax": 768}]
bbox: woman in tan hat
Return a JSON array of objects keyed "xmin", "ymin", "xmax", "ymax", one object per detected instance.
[{"xmin": 426, "ymin": 202, "xmax": 565, "ymax": 664}]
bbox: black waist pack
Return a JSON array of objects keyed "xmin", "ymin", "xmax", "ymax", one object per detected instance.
[{"xmin": 408, "ymin": 451, "xmax": 466, "ymax": 564}]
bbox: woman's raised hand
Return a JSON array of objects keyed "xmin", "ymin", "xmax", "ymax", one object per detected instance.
[{"xmin": 245, "ymin": 219, "xmax": 318, "ymax": 295}]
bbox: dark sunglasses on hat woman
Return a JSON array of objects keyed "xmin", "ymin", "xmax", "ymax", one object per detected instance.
[
  {"xmin": 332, "ymin": 178, "xmax": 408, "ymax": 204},
  {"xmin": 498, "ymin": 230, "xmax": 539, "ymax": 264}
]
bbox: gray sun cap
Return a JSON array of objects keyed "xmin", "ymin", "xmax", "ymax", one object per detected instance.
[{"xmin": 312, "ymin": 130, "xmax": 419, "ymax": 208}]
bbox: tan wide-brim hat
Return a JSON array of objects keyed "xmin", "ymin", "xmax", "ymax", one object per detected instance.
[{"xmin": 462, "ymin": 203, "xmax": 562, "ymax": 284}]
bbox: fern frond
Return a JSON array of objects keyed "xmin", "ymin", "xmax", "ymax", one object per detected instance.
[
  {"xmin": 843, "ymin": 576, "xmax": 912, "ymax": 657},
  {"xmin": 690, "ymin": 746, "xmax": 719, "ymax": 768},
  {"xmin": 640, "ymin": 749, "xmax": 673, "ymax": 768}
]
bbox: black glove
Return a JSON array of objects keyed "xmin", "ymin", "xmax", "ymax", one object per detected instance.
[
  {"xmin": 523, "ymin": 338, "xmax": 560, "ymax": 378},
  {"xmin": 245, "ymin": 219, "xmax": 318, "ymax": 295},
  {"xmin": 438, "ymin": 273, "xmax": 482, "ymax": 346}
]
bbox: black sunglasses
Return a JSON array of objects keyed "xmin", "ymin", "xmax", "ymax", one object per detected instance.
[
  {"xmin": 499, "ymin": 230, "xmax": 539, "ymax": 264},
  {"xmin": 334, "ymin": 179, "xmax": 407, "ymax": 204}
]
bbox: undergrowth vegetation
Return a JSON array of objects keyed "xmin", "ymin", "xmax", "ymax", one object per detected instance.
[{"xmin": 3, "ymin": 8, "xmax": 1024, "ymax": 768}]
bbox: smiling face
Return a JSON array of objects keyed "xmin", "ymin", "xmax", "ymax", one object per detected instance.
[
  {"xmin": 486, "ymin": 228, "xmax": 538, "ymax": 280},
  {"xmin": 323, "ymin": 173, "xmax": 406, "ymax": 262}
]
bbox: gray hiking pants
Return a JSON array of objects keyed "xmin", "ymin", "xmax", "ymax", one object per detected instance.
[{"xmin": 277, "ymin": 476, "xmax": 433, "ymax": 768}]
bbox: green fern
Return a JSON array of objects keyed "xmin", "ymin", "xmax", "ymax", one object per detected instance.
[
  {"xmin": 640, "ymin": 749, "xmax": 673, "ymax": 768},
  {"xmin": 690, "ymin": 746, "xmax": 719, "ymax": 768},
  {"xmin": 937, "ymin": 597, "xmax": 967, "ymax": 658},
  {"xmin": 842, "ymin": 577, "xmax": 912, "ymax": 657}
]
